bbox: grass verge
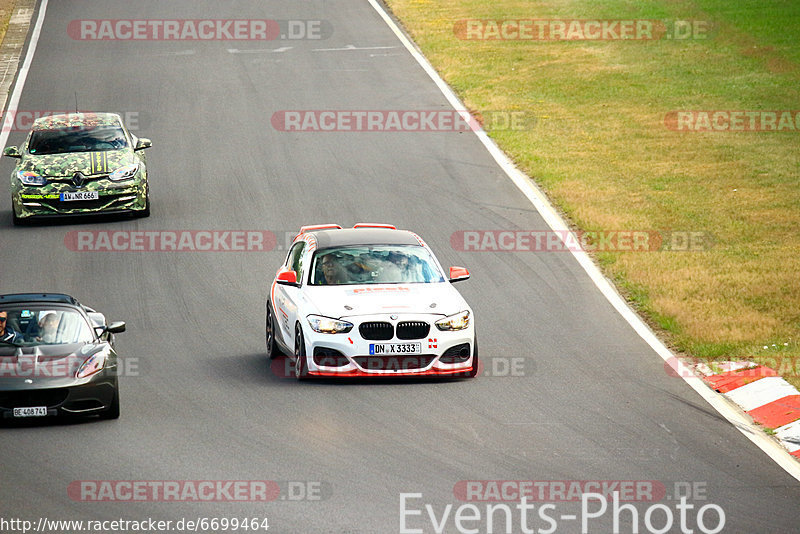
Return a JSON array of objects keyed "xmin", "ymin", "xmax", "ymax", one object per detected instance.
[
  {"xmin": 383, "ymin": 0, "xmax": 800, "ymax": 388},
  {"xmin": 0, "ymin": 1, "xmax": 14, "ymax": 45}
]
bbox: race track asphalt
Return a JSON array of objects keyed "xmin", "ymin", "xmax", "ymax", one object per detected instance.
[{"xmin": 1, "ymin": 2, "xmax": 799, "ymax": 532}]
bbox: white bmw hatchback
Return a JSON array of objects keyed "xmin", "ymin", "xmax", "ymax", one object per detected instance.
[{"xmin": 266, "ymin": 224, "xmax": 477, "ymax": 379}]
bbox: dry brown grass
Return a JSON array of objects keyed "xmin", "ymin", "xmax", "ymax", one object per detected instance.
[
  {"xmin": 386, "ymin": 0, "xmax": 800, "ymax": 387},
  {"xmin": 0, "ymin": 0, "xmax": 14, "ymax": 37}
]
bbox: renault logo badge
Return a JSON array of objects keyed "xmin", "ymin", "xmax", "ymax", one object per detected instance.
[{"xmin": 72, "ymin": 172, "xmax": 85, "ymax": 187}]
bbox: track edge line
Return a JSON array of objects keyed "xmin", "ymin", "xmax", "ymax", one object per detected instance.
[{"xmin": 366, "ymin": 0, "xmax": 800, "ymax": 483}]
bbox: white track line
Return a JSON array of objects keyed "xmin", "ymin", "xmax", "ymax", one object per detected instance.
[
  {"xmin": 0, "ymin": 0, "xmax": 48, "ymax": 149},
  {"xmin": 366, "ymin": 0, "xmax": 800, "ymax": 482}
]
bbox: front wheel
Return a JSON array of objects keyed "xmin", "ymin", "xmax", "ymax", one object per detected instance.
[
  {"xmin": 294, "ymin": 325, "xmax": 309, "ymax": 381},
  {"xmin": 139, "ymin": 192, "xmax": 151, "ymax": 218},
  {"xmin": 11, "ymin": 205, "xmax": 22, "ymax": 226},
  {"xmin": 266, "ymin": 301, "xmax": 279, "ymax": 359}
]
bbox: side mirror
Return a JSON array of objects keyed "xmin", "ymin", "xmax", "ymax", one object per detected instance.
[
  {"xmin": 449, "ymin": 266, "xmax": 470, "ymax": 283},
  {"xmin": 134, "ymin": 138, "xmax": 152, "ymax": 151},
  {"xmin": 105, "ymin": 321, "xmax": 126, "ymax": 334},
  {"xmin": 3, "ymin": 146, "xmax": 21, "ymax": 158},
  {"xmin": 276, "ymin": 269, "xmax": 298, "ymax": 286}
]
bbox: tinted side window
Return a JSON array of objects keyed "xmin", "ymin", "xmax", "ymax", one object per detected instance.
[{"xmin": 286, "ymin": 242, "xmax": 306, "ymax": 283}]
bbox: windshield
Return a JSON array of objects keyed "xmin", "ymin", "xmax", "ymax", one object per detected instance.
[
  {"xmin": 0, "ymin": 306, "xmax": 94, "ymax": 346},
  {"xmin": 28, "ymin": 125, "xmax": 128, "ymax": 155},
  {"xmin": 310, "ymin": 245, "xmax": 445, "ymax": 285}
]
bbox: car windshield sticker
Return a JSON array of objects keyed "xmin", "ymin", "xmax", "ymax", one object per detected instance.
[{"xmin": 344, "ymin": 286, "xmax": 414, "ymax": 296}]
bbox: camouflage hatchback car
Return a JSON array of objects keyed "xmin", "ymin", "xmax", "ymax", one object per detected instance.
[{"xmin": 3, "ymin": 112, "xmax": 151, "ymax": 224}]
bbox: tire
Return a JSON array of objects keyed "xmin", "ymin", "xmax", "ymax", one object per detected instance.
[
  {"xmin": 101, "ymin": 387, "xmax": 120, "ymax": 419},
  {"xmin": 11, "ymin": 206, "xmax": 22, "ymax": 226},
  {"xmin": 294, "ymin": 325, "xmax": 309, "ymax": 380},
  {"xmin": 266, "ymin": 301, "xmax": 279, "ymax": 359},
  {"xmin": 139, "ymin": 192, "xmax": 150, "ymax": 218},
  {"xmin": 466, "ymin": 335, "xmax": 479, "ymax": 378}
]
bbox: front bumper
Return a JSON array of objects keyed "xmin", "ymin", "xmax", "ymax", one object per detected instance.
[
  {"xmin": 13, "ymin": 181, "xmax": 147, "ymax": 219},
  {"xmin": 0, "ymin": 368, "xmax": 118, "ymax": 419},
  {"xmin": 301, "ymin": 314, "xmax": 475, "ymax": 377}
]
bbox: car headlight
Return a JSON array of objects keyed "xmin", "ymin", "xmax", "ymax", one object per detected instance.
[
  {"xmin": 76, "ymin": 348, "xmax": 109, "ymax": 378},
  {"xmin": 109, "ymin": 163, "xmax": 140, "ymax": 182},
  {"xmin": 435, "ymin": 310, "xmax": 471, "ymax": 331},
  {"xmin": 307, "ymin": 315, "xmax": 354, "ymax": 334},
  {"xmin": 17, "ymin": 170, "xmax": 46, "ymax": 186}
]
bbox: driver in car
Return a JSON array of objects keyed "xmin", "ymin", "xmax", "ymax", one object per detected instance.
[
  {"xmin": 0, "ymin": 310, "xmax": 23, "ymax": 344},
  {"xmin": 321, "ymin": 254, "xmax": 350, "ymax": 285}
]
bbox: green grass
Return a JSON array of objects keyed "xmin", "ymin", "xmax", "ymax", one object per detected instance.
[{"xmin": 385, "ymin": 0, "xmax": 800, "ymax": 388}]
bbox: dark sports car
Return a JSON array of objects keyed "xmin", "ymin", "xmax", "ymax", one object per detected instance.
[{"xmin": 0, "ymin": 293, "xmax": 125, "ymax": 421}]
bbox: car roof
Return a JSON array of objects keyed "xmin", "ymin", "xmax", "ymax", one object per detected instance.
[
  {"xmin": 311, "ymin": 228, "xmax": 422, "ymax": 249},
  {"xmin": 0, "ymin": 293, "xmax": 80, "ymax": 306},
  {"xmin": 31, "ymin": 112, "xmax": 122, "ymax": 131}
]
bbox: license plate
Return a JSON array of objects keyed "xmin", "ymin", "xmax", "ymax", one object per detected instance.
[
  {"xmin": 369, "ymin": 343, "xmax": 421, "ymax": 355},
  {"xmin": 60, "ymin": 191, "xmax": 99, "ymax": 201},
  {"xmin": 13, "ymin": 406, "xmax": 47, "ymax": 417}
]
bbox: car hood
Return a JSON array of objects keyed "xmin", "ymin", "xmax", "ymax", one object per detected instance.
[
  {"xmin": 0, "ymin": 343, "xmax": 104, "ymax": 384},
  {"xmin": 20, "ymin": 150, "xmax": 133, "ymax": 177},
  {"xmin": 302, "ymin": 283, "xmax": 469, "ymax": 319}
]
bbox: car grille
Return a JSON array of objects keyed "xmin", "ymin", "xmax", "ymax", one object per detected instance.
[
  {"xmin": 48, "ymin": 175, "xmax": 108, "ymax": 184},
  {"xmin": 37, "ymin": 196, "xmax": 124, "ymax": 211},
  {"xmin": 0, "ymin": 388, "xmax": 69, "ymax": 409},
  {"xmin": 359, "ymin": 322, "xmax": 393, "ymax": 340},
  {"xmin": 396, "ymin": 321, "xmax": 430, "ymax": 340},
  {"xmin": 352, "ymin": 355, "xmax": 436, "ymax": 371},
  {"xmin": 440, "ymin": 343, "xmax": 471, "ymax": 363}
]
